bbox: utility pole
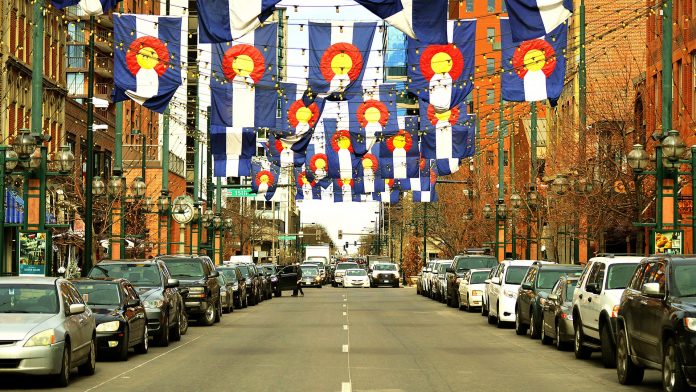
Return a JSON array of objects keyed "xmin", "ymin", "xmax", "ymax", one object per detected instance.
[
  {"xmin": 575, "ymin": 0, "xmax": 586, "ymax": 263},
  {"xmin": 527, "ymin": 102, "xmax": 538, "ymax": 260},
  {"xmin": 656, "ymin": 0, "xmax": 674, "ymax": 233},
  {"xmin": 422, "ymin": 203, "xmax": 427, "ymax": 268},
  {"xmin": 495, "ymin": 95, "xmax": 506, "ymax": 260},
  {"xmin": 510, "ymin": 104, "xmax": 516, "ymax": 258},
  {"xmin": 82, "ymin": 15, "xmax": 96, "ymax": 275}
]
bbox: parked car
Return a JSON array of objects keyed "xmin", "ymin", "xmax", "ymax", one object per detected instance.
[
  {"xmin": 255, "ymin": 264, "xmax": 274, "ymax": 300},
  {"xmin": 217, "ymin": 266, "xmax": 248, "ymax": 308},
  {"xmin": 235, "ymin": 263, "xmax": 262, "ymax": 306},
  {"xmin": 481, "ymin": 267, "xmax": 497, "ymax": 317},
  {"xmin": 458, "ymin": 268, "xmax": 491, "ymax": 311},
  {"xmin": 216, "ymin": 274, "xmax": 235, "ymax": 313},
  {"xmin": 0, "ymin": 277, "xmax": 96, "ymax": 387},
  {"xmin": 429, "ymin": 260, "xmax": 451, "ymax": 300},
  {"xmin": 435, "ymin": 261, "xmax": 453, "ymax": 302},
  {"xmin": 445, "ymin": 254, "xmax": 499, "ymax": 308},
  {"xmin": 615, "ymin": 255, "xmax": 696, "ymax": 390},
  {"xmin": 300, "ymin": 264, "xmax": 323, "ymax": 288},
  {"xmin": 277, "ymin": 265, "xmax": 301, "ymax": 294},
  {"xmin": 72, "ymin": 278, "xmax": 148, "ymax": 361},
  {"xmin": 540, "ymin": 275, "xmax": 579, "ymax": 350},
  {"xmin": 369, "ymin": 262, "xmax": 400, "ymax": 288},
  {"xmin": 89, "ymin": 259, "xmax": 187, "ymax": 346},
  {"xmin": 259, "ymin": 263, "xmax": 281, "ymax": 297},
  {"xmin": 343, "ymin": 269, "xmax": 370, "ymax": 288},
  {"xmin": 333, "ymin": 262, "xmax": 360, "ymax": 287},
  {"xmin": 158, "ymin": 255, "xmax": 222, "ymax": 326},
  {"xmin": 416, "ymin": 266, "xmax": 425, "ymax": 295},
  {"xmin": 572, "ymin": 255, "xmax": 641, "ymax": 367},
  {"xmin": 486, "ymin": 260, "xmax": 538, "ymax": 327},
  {"xmin": 421, "ymin": 261, "xmax": 436, "ymax": 297},
  {"xmin": 515, "ymin": 262, "xmax": 583, "ymax": 339}
]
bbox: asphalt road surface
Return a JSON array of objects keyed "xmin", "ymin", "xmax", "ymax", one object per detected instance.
[{"xmin": 1, "ymin": 287, "xmax": 663, "ymax": 392}]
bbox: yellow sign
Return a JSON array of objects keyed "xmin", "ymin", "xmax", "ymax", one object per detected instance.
[{"xmin": 654, "ymin": 230, "xmax": 683, "ymax": 254}]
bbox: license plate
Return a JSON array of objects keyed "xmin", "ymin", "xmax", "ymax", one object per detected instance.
[{"xmin": 383, "ymin": 280, "xmax": 389, "ymax": 283}]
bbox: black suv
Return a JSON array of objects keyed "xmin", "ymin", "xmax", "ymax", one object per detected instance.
[
  {"xmin": 616, "ymin": 255, "xmax": 696, "ymax": 390},
  {"xmin": 235, "ymin": 263, "xmax": 262, "ymax": 305},
  {"xmin": 515, "ymin": 262, "xmax": 583, "ymax": 339},
  {"xmin": 159, "ymin": 255, "xmax": 222, "ymax": 326},
  {"xmin": 88, "ymin": 259, "xmax": 187, "ymax": 346},
  {"xmin": 445, "ymin": 254, "xmax": 498, "ymax": 308},
  {"xmin": 259, "ymin": 264, "xmax": 281, "ymax": 297},
  {"xmin": 217, "ymin": 266, "xmax": 248, "ymax": 308}
]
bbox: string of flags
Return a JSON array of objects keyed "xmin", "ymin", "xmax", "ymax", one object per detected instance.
[{"xmin": 56, "ymin": 0, "xmax": 573, "ymax": 204}]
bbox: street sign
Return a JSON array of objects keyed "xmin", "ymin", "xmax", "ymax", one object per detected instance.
[
  {"xmin": 278, "ymin": 235, "xmax": 297, "ymax": 241},
  {"xmin": 227, "ymin": 188, "xmax": 255, "ymax": 198}
]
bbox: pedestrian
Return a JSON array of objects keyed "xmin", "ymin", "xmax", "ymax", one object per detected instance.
[{"xmin": 292, "ymin": 264, "xmax": 304, "ymax": 297}]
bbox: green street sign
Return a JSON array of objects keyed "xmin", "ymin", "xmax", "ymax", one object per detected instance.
[
  {"xmin": 278, "ymin": 235, "xmax": 297, "ymax": 241},
  {"xmin": 228, "ymin": 188, "xmax": 255, "ymax": 198}
]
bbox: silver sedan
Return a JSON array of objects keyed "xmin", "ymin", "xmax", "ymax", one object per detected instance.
[{"xmin": 0, "ymin": 277, "xmax": 97, "ymax": 387}]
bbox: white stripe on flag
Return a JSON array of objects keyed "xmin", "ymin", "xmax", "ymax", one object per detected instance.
[
  {"xmin": 136, "ymin": 16, "xmax": 159, "ymax": 39},
  {"xmin": 523, "ymin": 70, "xmax": 548, "ymax": 102},
  {"xmin": 338, "ymin": 149, "xmax": 352, "ymax": 179},
  {"xmin": 228, "ymin": 0, "xmax": 263, "ymax": 39},
  {"xmin": 537, "ymin": 0, "xmax": 572, "ymax": 34},
  {"xmin": 226, "ymin": 126, "xmax": 244, "ymax": 156},
  {"xmin": 393, "ymin": 149, "xmax": 407, "ymax": 179},
  {"xmin": 384, "ymin": 0, "xmax": 415, "ymax": 39},
  {"xmin": 232, "ymin": 81, "xmax": 255, "ymax": 128},
  {"xmin": 127, "ymin": 16, "xmax": 160, "ymax": 104},
  {"xmin": 435, "ymin": 122, "xmax": 453, "ymax": 159},
  {"xmin": 79, "ymin": 0, "xmax": 104, "ymax": 15},
  {"xmin": 336, "ymin": 101, "xmax": 350, "ymax": 131},
  {"xmin": 365, "ymin": 122, "xmax": 380, "ymax": 151},
  {"xmin": 410, "ymin": 178, "xmax": 421, "ymax": 191},
  {"xmin": 364, "ymin": 173, "xmax": 375, "ymax": 193},
  {"xmin": 331, "ymin": 21, "xmax": 354, "ymax": 45},
  {"xmin": 226, "ymin": 156, "xmax": 242, "ymax": 177}
]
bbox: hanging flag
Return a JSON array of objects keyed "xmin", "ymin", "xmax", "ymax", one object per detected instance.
[
  {"xmin": 504, "ymin": 0, "xmax": 572, "ymax": 43},
  {"xmin": 113, "ymin": 15, "xmax": 182, "ymax": 114},
  {"xmin": 197, "ymin": 0, "xmax": 281, "ymax": 43},
  {"xmin": 266, "ymin": 131, "xmax": 311, "ymax": 168},
  {"xmin": 325, "ymin": 119, "xmax": 361, "ymax": 179},
  {"xmin": 209, "ymin": 22, "xmax": 278, "ymax": 177},
  {"xmin": 379, "ymin": 129, "xmax": 419, "ymax": 179},
  {"xmin": 333, "ymin": 178, "xmax": 361, "ymax": 203},
  {"xmin": 501, "ymin": 18, "xmax": 567, "ymax": 105},
  {"xmin": 295, "ymin": 167, "xmax": 322, "ymax": 201},
  {"xmin": 51, "ymin": 0, "xmax": 121, "ymax": 15},
  {"xmin": 349, "ymin": 84, "xmax": 399, "ymax": 156},
  {"xmin": 304, "ymin": 124, "xmax": 331, "ymax": 184},
  {"xmin": 399, "ymin": 157, "xmax": 432, "ymax": 191},
  {"xmin": 251, "ymin": 159, "xmax": 281, "ymax": 201},
  {"xmin": 354, "ymin": 152, "xmax": 385, "ymax": 195},
  {"xmin": 407, "ymin": 19, "xmax": 476, "ymax": 113},
  {"xmin": 413, "ymin": 167, "xmax": 438, "ymax": 202},
  {"xmin": 309, "ymin": 22, "xmax": 376, "ymax": 97},
  {"xmin": 372, "ymin": 179, "xmax": 400, "ymax": 203},
  {"xmin": 278, "ymin": 83, "xmax": 325, "ymax": 137},
  {"xmin": 354, "ymin": 0, "xmax": 447, "ymax": 43},
  {"xmin": 419, "ymin": 101, "xmax": 475, "ymax": 175}
]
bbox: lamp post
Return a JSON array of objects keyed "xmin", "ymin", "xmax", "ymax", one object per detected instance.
[{"xmin": 525, "ymin": 185, "xmax": 540, "ymax": 259}]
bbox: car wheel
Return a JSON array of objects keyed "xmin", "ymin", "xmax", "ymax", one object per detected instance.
[
  {"xmin": 117, "ymin": 327, "xmax": 130, "ymax": 361},
  {"xmin": 134, "ymin": 325, "xmax": 148, "ymax": 354},
  {"xmin": 481, "ymin": 297, "xmax": 489, "ymax": 316},
  {"xmin": 541, "ymin": 321, "xmax": 552, "ymax": 345},
  {"xmin": 574, "ymin": 321, "xmax": 592, "ymax": 359},
  {"xmin": 155, "ymin": 314, "xmax": 170, "ymax": 347},
  {"xmin": 496, "ymin": 304, "xmax": 505, "ymax": 329},
  {"xmin": 663, "ymin": 338, "xmax": 688, "ymax": 392},
  {"xmin": 243, "ymin": 294, "xmax": 248, "ymax": 308},
  {"xmin": 487, "ymin": 304, "xmax": 496, "ymax": 324},
  {"xmin": 179, "ymin": 310, "xmax": 189, "ymax": 336},
  {"xmin": 600, "ymin": 323, "xmax": 617, "ymax": 368},
  {"xmin": 616, "ymin": 329, "xmax": 644, "ymax": 385},
  {"xmin": 214, "ymin": 300, "xmax": 222, "ymax": 323},
  {"xmin": 555, "ymin": 322, "xmax": 565, "ymax": 351},
  {"xmin": 78, "ymin": 338, "xmax": 96, "ymax": 376},
  {"xmin": 202, "ymin": 302, "xmax": 216, "ymax": 326},
  {"xmin": 275, "ymin": 289, "xmax": 281, "ymax": 297},
  {"xmin": 515, "ymin": 308, "xmax": 527, "ymax": 335},
  {"xmin": 170, "ymin": 309, "xmax": 182, "ymax": 342},
  {"xmin": 529, "ymin": 309, "xmax": 540, "ymax": 339},
  {"xmin": 53, "ymin": 340, "xmax": 71, "ymax": 387},
  {"xmin": 332, "ymin": 282, "xmax": 337, "ymax": 287}
]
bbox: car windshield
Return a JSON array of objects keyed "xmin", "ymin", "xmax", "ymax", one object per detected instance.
[
  {"xmin": 163, "ymin": 259, "xmax": 205, "ymax": 279},
  {"xmin": 672, "ymin": 264, "xmax": 696, "ymax": 297},
  {"xmin": 565, "ymin": 282, "xmax": 577, "ymax": 300},
  {"xmin": 0, "ymin": 284, "xmax": 59, "ymax": 314},
  {"xmin": 262, "ymin": 266, "xmax": 276, "ymax": 274},
  {"xmin": 471, "ymin": 271, "xmax": 489, "ymax": 284},
  {"xmin": 237, "ymin": 265, "xmax": 250, "ymax": 278},
  {"xmin": 374, "ymin": 264, "xmax": 397, "ymax": 271},
  {"xmin": 455, "ymin": 257, "xmax": 497, "ymax": 271},
  {"xmin": 73, "ymin": 283, "xmax": 121, "ymax": 307},
  {"xmin": 606, "ymin": 263, "xmax": 639, "ymax": 290},
  {"xmin": 538, "ymin": 270, "xmax": 579, "ymax": 290},
  {"xmin": 218, "ymin": 268, "xmax": 237, "ymax": 281},
  {"xmin": 89, "ymin": 264, "xmax": 161, "ymax": 287},
  {"xmin": 505, "ymin": 266, "xmax": 528, "ymax": 284},
  {"xmin": 301, "ymin": 266, "xmax": 319, "ymax": 275},
  {"xmin": 337, "ymin": 263, "xmax": 359, "ymax": 270},
  {"xmin": 439, "ymin": 263, "xmax": 452, "ymax": 273},
  {"xmin": 346, "ymin": 269, "xmax": 366, "ymax": 276}
]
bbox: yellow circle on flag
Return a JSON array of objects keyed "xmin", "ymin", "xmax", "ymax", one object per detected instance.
[
  {"xmin": 337, "ymin": 136, "xmax": 351, "ymax": 149},
  {"xmin": 431, "ymin": 52, "xmax": 453, "ymax": 74},
  {"xmin": 523, "ymin": 49, "xmax": 546, "ymax": 72},
  {"xmin": 259, "ymin": 174, "xmax": 269, "ymax": 184},
  {"xmin": 434, "ymin": 110, "xmax": 451, "ymax": 122},
  {"xmin": 331, "ymin": 53, "xmax": 353, "ymax": 75},
  {"xmin": 363, "ymin": 159, "xmax": 374, "ymax": 169},
  {"xmin": 232, "ymin": 54, "xmax": 255, "ymax": 77},
  {"xmin": 393, "ymin": 135, "xmax": 406, "ymax": 149},
  {"xmin": 296, "ymin": 107, "xmax": 313, "ymax": 123},
  {"xmin": 136, "ymin": 47, "xmax": 159, "ymax": 70},
  {"xmin": 364, "ymin": 107, "xmax": 381, "ymax": 123},
  {"xmin": 315, "ymin": 159, "xmax": 327, "ymax": 169}
]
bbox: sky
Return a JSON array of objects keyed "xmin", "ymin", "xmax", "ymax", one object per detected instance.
[{"xmin": 279, "ymin": 0, "xmax": 384, "ymax": 254}]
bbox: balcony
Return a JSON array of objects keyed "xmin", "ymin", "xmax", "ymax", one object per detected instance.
[
  {"xmin": 94, "ymin": 28, "xmax": 113, "ymax": 54},
  {"xmin": 95, "ymin": 83, "xmax": 113, "ymax": 100},
  {"xmin": 94, "ymin": 55, "xmax": 113, "ymax": 78}
]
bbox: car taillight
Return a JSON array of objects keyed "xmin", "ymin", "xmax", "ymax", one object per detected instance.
[{"xmin": 611, "ymin": 305, "xmax": 619, "ymax": 318}]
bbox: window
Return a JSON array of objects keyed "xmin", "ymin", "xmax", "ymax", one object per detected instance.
[
  {"xmin": 486, "ymin": 121, "xmax": 495, "ymax": 136},
  {"xmin": 502, "ymin": 0, "xmax": 507, "ymax": 13},
  {"xmin": 486, "ymin": 150, "xmax": 494, "ymax": 165},
  {"xmin": 67, "ymin": 22, "xmax": 85, "ymax": 42},
  {"xmin": 486, "ymin": 58, "xmax": 495, "ymax": 75},
  {"xmin": 488, "ymin": 0, "xmax": 495, "ymax": 12},
  {"xmin": 466, "ymin": 0, "xmax": 474, "ymax": 12},
  {"xmin": 486, "ymin": 89, "xmax": 495, "ymax": 105},
  {"xmin": 640, "ymin": 260, "xmax": 666, "ymax": 294},
  {"xmin": 67, "ymin": 73, "xmax": 85, "ymax": 96},
  {"xmin": 487, "ymin": 28, "xmax": 496, "ymax": 44},
  {"xmin": 67, "ymin": 45, "xmax": 85, "ymax": 68},
  {"xmin": 503, "ymin": 150, "xmax": 509, "ymax": 166}
]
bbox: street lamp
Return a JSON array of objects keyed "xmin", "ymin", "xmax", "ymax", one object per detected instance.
[
  {"xmin": 496, "ymin": 199, "xmax": 507, "ymax": 220},
  {"xmin": 12, "ymin": 129, "xmax": 36, "ymax": 159},
  {"xmin": 627, "ymin": 144, "xmax": 649, "ymax": 173},
  {"xmin": 203, "ymin": 209, "xmax": 214, "ymax": 225},
  {"xmin": 107, "ymin": 176, "xmax": 125, "ymax": 198},
  {"xmin": 527, "ymin": 185, "xmax": 539, "ymax": 210},
  {"xmin": 552, "ymin": 174, "xmax": 570, "ymax": 196},
  {"xmin": 510, "ymin": 193, "xmax": 523, "ymax": 209},
  {"xmin": 143, "ymin": 197, "xmax": 154, "ymax": 212},
  {"xmin": 4, "ymin": 149, "xmax": 18, "ymax": 172},
  {"xmin": 483, "ymin": 204, "xmax": 493, "ymax": 220},
  {"xmin": 92, "ymin": 176, "xmax": 105, "ymax": 197},
  {"xmin": 224, "ymin": 217, "xmax": 234, "ymax": 231},
  {"xmin": 55, "ymin": 145, "xmax": 75, "ymax": 173},
  {"xmin": 131, "ymin": 176, "xmax": 146, "ymax": 197},
  {"xmin": 662, "ymin": 129, "xmax": 686, "ymax": 161},
  {"xmin": 157, "ymin": 193, "xmax": 170, "ymax": 214},
  {"xmin": 212, "ymin": 215, "xmax": 223, "ymax": 230},
  {"xmin": 463, "ymin": 209, "xmax": 473, "ymax": 221}
]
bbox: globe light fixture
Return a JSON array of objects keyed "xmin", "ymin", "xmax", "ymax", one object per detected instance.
[
  {"xmin": 627, "ymin": 144, "xmax": 649, "ymax": 173},
  {"xmin": 662, "ymin": 129, "xmax": 686, "ymax": 161},
  {"xmin": 92, "ymin": 176, "xmax": 105, "ymax": 197}
]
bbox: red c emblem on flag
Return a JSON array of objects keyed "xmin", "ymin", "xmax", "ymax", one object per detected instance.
[
  {"xmin": 222, "ymin": 44, "xmax": 266, "ymax": 83},
  {"xmin": 362, "ymin": 153, "xmax": 379, "ymax": 171},
  {"xmin": 512, "ymin": 39, "xmax": 556, "ymax": 79},
  {"xmin": 288, "ymin": 100, "xmax": 320, "ymax": 128},
  {"xmin": 297, "ymin": 171, "xmax": 316, "ymax": 187},
  {"xmin": 309, "ymin": 154, "xmax": 328, "ymax": 172},
  {"xmin": 331, "ymin": 130, "xmax": 354, "ymax": 152},
  {"xmin": 386, "ymin": 130, "xmax": 413, "ymax": 153},
  {"xmin": 357, "ymin": 100, "xmax": 389, "ymax": 127},
  {"xmin": 320, "ymin": 43, "xmax": 363, "ymax": 83},
  {"xmin": 385, "ymin": 178, "xmax": 395, "ymax": 188},
  {"xmin": 126, "ymin": 36, "xmax": 170, "ymax": 76},
  {"xmin": 338, "ymin": 178, "xmax": 354, "ymax": 188},
  {"xmin": 420, "ymin": 44, "xmax": 464, "ymax": 81},
  {"xmin": 427, "ymin": 105, "xmax": 460, "ymax": 126},
  {"xmin": 255, "ymin": 170, "xmax": 275, "ymax": 187}
]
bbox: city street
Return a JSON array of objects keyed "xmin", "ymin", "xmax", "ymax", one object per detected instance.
[{"xmin": 0, "ymin": 287, "xmax": 663, "ymax": 392}]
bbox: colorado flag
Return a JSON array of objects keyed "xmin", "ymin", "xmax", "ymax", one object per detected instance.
[
  {"xmin": 354, "ymin": 0, "xmax": 447, "ymax": 43},
  {"xmin": 251, "ymin": 159, "xmax": 281, "ymax": 201},
  {"xmin": 197, "ymin": 0, "xmax": 281, "ymax": 42},
  {"xmin": 51, "ymin": 0, "xmax": 121, "ymax": 15},
  {"xmin": 419, "ymin": 101, "xmax": 475, "ymax": 175},
  {"xmin": 349, "ymin": 84, "xmax": 399, "ymax": 156},
  {"xmin": 504, "ymin": 0, "xmax": 572, "ymax": 43}
]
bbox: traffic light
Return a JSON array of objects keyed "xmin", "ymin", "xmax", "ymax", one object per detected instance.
[
  {"xmin": 315, "ymin": 230, "xmax": 321, "ymax": 241},
  {"xmin": 354, "ymin": 241, "xmax": 357, "ymax": 246},
  {"xmin": 338, "ymin": 230, "xmax": 343, "ymax": 240},
  {"xmin": 345, "ymin": 241, "xmax": 349, "ymax": 249}
]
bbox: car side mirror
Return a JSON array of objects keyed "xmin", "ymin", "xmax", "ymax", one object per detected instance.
[
  {"xmin": 165, "ymin": 278, "xmax": 180, "ymax": 288},
  {"xmin": 642, "ymin": 282, "xmax": 662, "ymax": 297},
  {"xmin": 446, "ymin": 267, "xmax": 455, "ymax": 274},
  {"xmin": 210, "ymin": 270, "xmax": 220, "ymax": 278},
  {"xmin": 69, "ymin": 303, "xmax": 86, "ymax": 315},
  {"xmin": 548, "ymin": 293, "xmax": 558, "ymax": 301},
  {"xmin": 521, "ymin": 283, "xmax": 533, "ymax": 290},
  {"xmin": 491, "ymin": 277, "xmax": 500, "ymax": 285},
  {"xmin": 127, "ymin": 298, "xmax": 140, "ymax": 307}
]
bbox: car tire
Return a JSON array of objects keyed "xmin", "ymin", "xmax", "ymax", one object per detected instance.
[
  {"xmin": 202, "ymin": 302, "xmax": 216, "ymax": 326},
  {"xmin": 529, "ymin": 309, "xmax": 541, "ymax": 339},
  {"xmin": 541, "ymin": 322, "xmax": 552, "ymax": 345},
  {"xmin": 179, "ymin": 309, "xmax": 189, "ymax": 336},
  {"xmin": 78, "ymin": 338, "xmax": 96, "ymax": 376},
  {"xmin": 214, "ymin": 300, "xmax": 222, "ymax": 323},
  {"xmin": 600, "ymin": 323, "xmax": 617, "ymax": 368},
  {"xmin": 481, "ymin": 298, "xmax": 489, "ymax": 317},
  {"xmin": 243, "ymin": 295, "xmax": 248, "ymax": 308},
  {"xmin": 555, "ymin": 322, "xmax": 566, "ymax": 351},
  {"xmin": 515, "ymin": 308, "xmax": 527, "ymax": 336},
  {"xmin": 574, "ymin": 321, "xmax": 592, "ymax": 359},
  {"xmin": 117, "ymin": 327, "xmax": 130, "ymax": 361},
  {"xmin": 318, "ymin": 284, "xmax": 323, "ymax": 289},
  {"xmin": 53, "ymin": 340, "xmax": 71, "ymax": 387},
  {"xmin": 134, "ymin": 325, "xmax": 148, "ymax": 354},
  {"xmin": 663, "ymin": 338, "xmax": 688, "ymax": 392},
  {"xmin": 466, "ymin": 297, "xmax": 475, "ymax": 313},
  {"xmin": 155, "ymin": 315, "xmax": 170, "ymax": 347},
  {"xmin": 487, "ymin": 305, "xmax": 496, "ymax": 324},
  {"xmin": 496, "ymin": 304, "xmax": 505, "ymax": 329},
  {"xmin": 617, "ymin": 329, "xmax": 644, "ymax": 385},
  {"xmin": 170, "ymin": 309, "xmax": 183, "ymax": 341},
  {"xmin": 275, "ymin": 290, "xmax": 281, "ymax": 297},
  {"xmin": 332, "ymin": 282, "xmax": 337, "ymax": 287}
]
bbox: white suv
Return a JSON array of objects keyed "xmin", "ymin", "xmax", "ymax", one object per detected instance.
[
  {"xmin": 485, "ymin": 260, "xmax": 538, "ymax": 327},
  {"xmin": 571, "ymin": 255, "xmax": 642, "ymax": 368},
  {"xmin": 421, "ymin": 261, "xmax": 436, "ymax": 296}
]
